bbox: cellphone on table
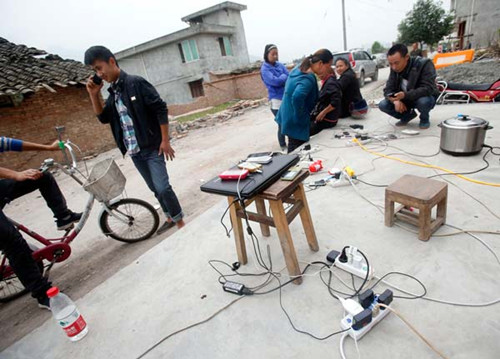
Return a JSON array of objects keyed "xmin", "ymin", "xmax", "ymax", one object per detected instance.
[
  {"xmin": 281, "ymin": 167, "xmax": 300, "ymax": 181},
  {"xmin": 92, "ymin": 74, "xmax": 103, "ymax": 85}
]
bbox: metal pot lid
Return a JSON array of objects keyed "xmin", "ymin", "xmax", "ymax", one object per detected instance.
[{"xmin": 442, "ymin": 114, "xmax": 488, "ymax": 128}]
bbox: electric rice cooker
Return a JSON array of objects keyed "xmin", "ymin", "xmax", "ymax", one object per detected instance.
[{"xmin": 438, "ymin": 114, "xmax": 492, "ymax": 155}]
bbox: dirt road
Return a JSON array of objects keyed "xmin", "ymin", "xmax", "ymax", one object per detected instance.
[{"xmin": 0, "ymin": 67, "xmax": 389, "ymax": 349}]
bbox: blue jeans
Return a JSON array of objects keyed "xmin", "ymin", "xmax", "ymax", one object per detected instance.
[
  {"xmin": 379, "ymin": 96, "xmax": 436, "ymax": 125},
  {"xmin": 131, "ymin": 148, "xmax": 183, "ymax": 222},
  {"xmin": 271, "ymin": 109, "xmax": 287, "ymax": 148}
]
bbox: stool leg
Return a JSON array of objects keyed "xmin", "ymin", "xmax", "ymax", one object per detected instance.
[
  {"xmin": 418, "ymin": 206, "xmax": 432, "ymax": 241},
  {"xmin": 294, "ymin": 183, "xmax": 319, "ymax": 252},
  {"xmin": 270, "ymin": 199, "xmax": 303, "ymax": 284},
  {"xmin": 437, "ymin": 195, "xmax": 447, "ymax": 225},
  {"xmin": 385, "ymin": 195, "xmax": 395, "ymax": 227},
  {"xmin": 255, "ymin": 198, "xmax": 271, "ymax": 237},
  {"xmin": 228, "ymin": 197, "xmax": 247, "ymax": 264}
]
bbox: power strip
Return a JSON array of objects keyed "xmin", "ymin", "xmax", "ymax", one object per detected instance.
[
  {"xmin": 334, "ymin": 247, "xmax": 374, "ymax": 280},
  {"xmin": 340, "ymin": 294, "xmax": 392, "ymax": 340}
]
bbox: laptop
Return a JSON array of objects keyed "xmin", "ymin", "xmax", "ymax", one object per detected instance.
[{"xmin": 200, "ymin": 153, "xmax": 300, "ymax": 199}]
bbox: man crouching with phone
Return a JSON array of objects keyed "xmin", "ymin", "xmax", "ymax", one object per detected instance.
[
  {"xmin": 378, "ymin": 44, "xmax": 439, "ymax": 129},
  {"xmin": 84, "ymin": 46, "xmax": 184, "ymax": 234}
]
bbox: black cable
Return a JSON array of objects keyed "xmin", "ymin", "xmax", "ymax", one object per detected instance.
[
  {"xmin": 368, "ymin": 271, "xmax": 427, "ymax": 300},
  {"xmin": 484, "ymin": 144, "xmax": 500, "ymax": 156},
  {"xmin": 427, "ymin": 148, "xmax": 491, "ymax": 179}
]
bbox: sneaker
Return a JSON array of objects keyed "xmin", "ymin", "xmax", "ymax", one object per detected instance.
[
  {"xmin": 56, "ymin": 212, "xmax": 82, "ymax": 231},
  {"xmin": 419, "ymin": 122, "xmax": 430, "ymax": 129},
  {"xmin": 395, "ymin": 110, "xmax": 417, "ymax": 126},
  {"xmin": 37, "ymin": 296, "xmax": 51, "ymax": 310},
  {"xmin": 156, "ymin": 221, "xmax": 176, "ymax": 235}
]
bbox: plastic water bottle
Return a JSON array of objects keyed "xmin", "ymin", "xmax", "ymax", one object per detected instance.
[{"xmin": 47, "ymin": 287, "xmax": 89, "ymax": 341}]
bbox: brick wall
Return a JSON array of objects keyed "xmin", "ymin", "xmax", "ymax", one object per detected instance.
[
  {"xmin": 168, "ymin": 70, "xmax": 269, "ymax": 116},
  {"xmin": 0, "ymin": 86, "xmax": 116, "ymax": 171}
]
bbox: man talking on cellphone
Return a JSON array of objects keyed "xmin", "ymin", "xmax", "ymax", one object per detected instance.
[{"xmin": 84, "ymin": 46, "xmax": 184, "ymax": 234}]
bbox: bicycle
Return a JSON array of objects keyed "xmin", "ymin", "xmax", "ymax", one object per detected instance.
[{"xmin": 0, "ymin": 127, "xmax": 160, "ymax": 302}]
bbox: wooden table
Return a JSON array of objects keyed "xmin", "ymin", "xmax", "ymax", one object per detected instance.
[
  {"xmin": 227, "ymin": 170, "xmax": 318, "ymax": 284},
  {"xmin": 385, "ymin": 174, "xmax": 448, "ymax": 241}
]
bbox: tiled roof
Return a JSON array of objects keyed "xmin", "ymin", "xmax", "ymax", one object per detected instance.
[{"xmin": 0, "ymin": 37, "xmax": 92, "ymax": 97}]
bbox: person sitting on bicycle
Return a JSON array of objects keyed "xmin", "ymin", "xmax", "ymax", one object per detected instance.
[{"xmin": 0, "ymin": 136, "xmax": 82, "ymax": 309}]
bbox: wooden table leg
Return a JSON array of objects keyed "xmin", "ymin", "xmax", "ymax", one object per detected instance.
[
  {"xmin": 294, "ymin": 183, "xmax": 319, "ymax": 252},
  {"xmin": 255, "ymin": 198, "xmax": 271, "ymax": 237},
  {"xmin": 385, "ymin": 194, "xmax": 395, "ymax": 227},
  {"xmin": 418, "ymin": 205, "xmax": 432, "ymax": 241},
  {"xmin": 270, "ymin": 199, "xmax": 303, "ymax": 284},
  {"xmin": 228, "ymin": 197, "xmax": 247, "ymax": 264}
]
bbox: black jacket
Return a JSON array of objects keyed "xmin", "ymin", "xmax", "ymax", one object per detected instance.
[
  {"xmin": 384, "ymin": 57, "xmax": 439, "ymax": 106},
  {"xmin": 98, "ymin": 71, "xmax": 168, "ymax": 155},
  {"xmin": 311, "ymin": 74, "xmax": 342, "ymax": 123},
  {"xmin": 338, "ymin": 68, "xmax": 363, "ymax": 118}
]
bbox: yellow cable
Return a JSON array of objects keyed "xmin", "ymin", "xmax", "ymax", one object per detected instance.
[{"xmin": 353, "ymin": 139, "xmax": 500, "ymax": 187}]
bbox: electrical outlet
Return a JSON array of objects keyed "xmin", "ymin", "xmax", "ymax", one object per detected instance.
[
  {"xmin": 340, "ymin": 295, "xmax": 392, "ymax": 340},
  {"xmin": 334, "ymin": 247, "xmax": 374, "ymax": 280}
]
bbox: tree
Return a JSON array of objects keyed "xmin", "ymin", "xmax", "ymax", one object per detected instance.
[
  {"xmin": 371, "ymin": 41, "xmax": 385, "ymax": 54},
  {"xmin": 397, "ymin": 0, "xmax": 454, "ymax": 46}
]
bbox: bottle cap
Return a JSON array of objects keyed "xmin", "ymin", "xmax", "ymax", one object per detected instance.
[{"xmin": 47, "ymin": 287, "xmax": 60, "ymax": 298}]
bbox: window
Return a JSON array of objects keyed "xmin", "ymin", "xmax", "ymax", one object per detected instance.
[
  {"xmin": 218, "ymin": 36, "xmax": 233, "ymax": 57},
  {"xmin": 178, "ymin": 39, "xmax": 199, "ymax": 63},
  {"xmin": 353, "ymin": 52, "xmax": 362, "ymax": 61},
  {"xmin": 189, "ymin": 79, "xmax": 204, "ymax": 98}
]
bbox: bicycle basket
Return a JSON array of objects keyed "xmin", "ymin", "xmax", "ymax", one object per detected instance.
[{"xmin": 83, "ymin": 159, "xmax": 126, "ymax": 202}]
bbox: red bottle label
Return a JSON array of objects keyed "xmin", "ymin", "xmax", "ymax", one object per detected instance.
[{"xmin": 63, "ymin": 315, "xmax": 87, "ymax": 337}]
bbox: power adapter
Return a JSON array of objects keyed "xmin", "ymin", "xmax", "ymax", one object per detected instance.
[
  {"xmin": 223, "ymin": 281, "xmax": 253, "ymax": 296},
  {"xmin": 326, "ymin": 250, "xmax": 341, "ymax": 263},
  {"xmin": 359, "ymin": 289, "xmax": 375, "ymax": 309},
  {"xmin": 377, "ymin": 289, "xmax": 393, "ymax": 308},
  {"xmin": 352, "ymin": 309, "xmax": 373, "ymax": 330}
]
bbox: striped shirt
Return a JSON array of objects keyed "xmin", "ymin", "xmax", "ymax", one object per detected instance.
[
  {"xmin": 0, "ymin": 137, "xmax": 23, "ymax": 153},
  {"xmin": 114, "ymin": 91, "xmax": 140, "ymax": 155}
]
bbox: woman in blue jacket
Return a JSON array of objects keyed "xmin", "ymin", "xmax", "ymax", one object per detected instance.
[
  {"xmin": 261, "ymin": 44, "xmax": 289, "ymax": 151},
  {"xmin": 276, "ymin": 50, "xmax": 337, "ymax": 153}
]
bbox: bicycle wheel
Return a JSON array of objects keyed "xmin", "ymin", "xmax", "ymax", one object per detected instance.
[
  {"xmin": 0, "ymin": 250, "xmax": 44, "ymax": 303},
  {"xmin": 99, "ymin": 198, "xmax": 160, "ymax": 243}
]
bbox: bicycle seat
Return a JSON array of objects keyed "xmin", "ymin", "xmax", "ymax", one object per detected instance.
[{"xmin": 447, "ymin": 82, "xmax": 492, "ymax": 91}]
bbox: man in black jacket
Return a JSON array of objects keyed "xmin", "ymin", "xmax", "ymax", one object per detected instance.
[
  {"xmin": 85, "ymin": 46, "xmax": 184, "ymax": 234},
  {"xmin": 379, "ymin": 44, "xmax": 439, "ymax": 129}
]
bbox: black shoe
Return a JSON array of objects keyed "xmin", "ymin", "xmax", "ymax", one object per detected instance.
[
  {"xmin": 157, "ymin": 221, "xmax": 176, "ymax": 235},
  {"xmin": 56, "ymin": 212, "xmax": 82, "ymax": 231},
  {"xmin": 37, "ymin": 296, "xmax": 51, "ymax": 310}
]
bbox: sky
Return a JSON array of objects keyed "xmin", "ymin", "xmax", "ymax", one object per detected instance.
[{"xmin": 1, "ymin": 0, "xmax": 451, "ymax": 63}]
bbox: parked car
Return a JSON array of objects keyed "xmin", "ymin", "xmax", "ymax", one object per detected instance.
[
  {"xmin": 332, "ymin": 50, "xmax": 378, "ymax": 87},
  {"xmin": 372, "ymin": 53, "xmax": 388, "ymax": 68}
]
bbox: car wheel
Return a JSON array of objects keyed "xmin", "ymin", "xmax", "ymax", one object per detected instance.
[
  {"xmin": 372, "ymin": 68, "xmax": 378, "ymax": 82},
  {"xmin": 359, "ymin": 71, "xmax": 365, "ymax": 87}
]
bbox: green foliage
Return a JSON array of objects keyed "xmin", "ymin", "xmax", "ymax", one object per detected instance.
[
  {"xmin": 175, "ymin": 101, "xmax": 236, "ymax": 123},
  {"xmin": 397, "ymin": 0, "xmax": 454, "ymax": 46},
  {"xmin": 371, "ymin": 41, "xmax": 386, "ymax": 54}
]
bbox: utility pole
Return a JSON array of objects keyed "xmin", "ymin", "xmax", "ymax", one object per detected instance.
[{"xmin": 341, "ymin": 0, "xmax": 347, "ymax": 50}]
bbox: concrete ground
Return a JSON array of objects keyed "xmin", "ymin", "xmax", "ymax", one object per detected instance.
[
  {"xmin": 0, "ymin": 70, "xmax": 387, "ymax": 349},
  {"xmin": 2, "ymin": 100, "xmax": 499, "ymax": 359}
]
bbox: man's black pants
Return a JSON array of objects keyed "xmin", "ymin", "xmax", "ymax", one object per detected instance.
[{"xmin": 0, "ymin": 173, "xmax": 68, "ymax": 299}]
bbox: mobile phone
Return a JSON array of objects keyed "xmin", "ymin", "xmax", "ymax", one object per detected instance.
[
  {"xmin": 281, "ymin": 170, "xmax": 300, "ymax": 181},
  {"xmin": 92, "ymin": 74, "xmax": 103, "ymax": 85},
  {"xmin": 386, "ymin": 92, "xmax": 396, "ymax": 98}
]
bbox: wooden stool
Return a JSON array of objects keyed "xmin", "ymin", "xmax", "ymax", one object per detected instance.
[
  {"xmin": 228, "ymin": 170, "xmax": 318, "ymax": 284},
  {"xmin": 385, "ymin": 174, "xmax": 448, "ymax": 241}
]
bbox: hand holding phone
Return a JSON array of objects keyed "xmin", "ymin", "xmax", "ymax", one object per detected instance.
[{"xmin": 92, "ymin": 74, "xmax": 103, "ymax": 85}]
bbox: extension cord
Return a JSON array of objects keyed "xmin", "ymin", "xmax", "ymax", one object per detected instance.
[
  {"xmin": 346, "ymin": 139, "xmax": 371, "ymax": 147},
  {"xmin": 340, "ymin": 297, "xmax": 391, "ymax": 340},
  {"xmin": 334, "ymin": 246, "xmax": 374, "ymax": 280}
]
